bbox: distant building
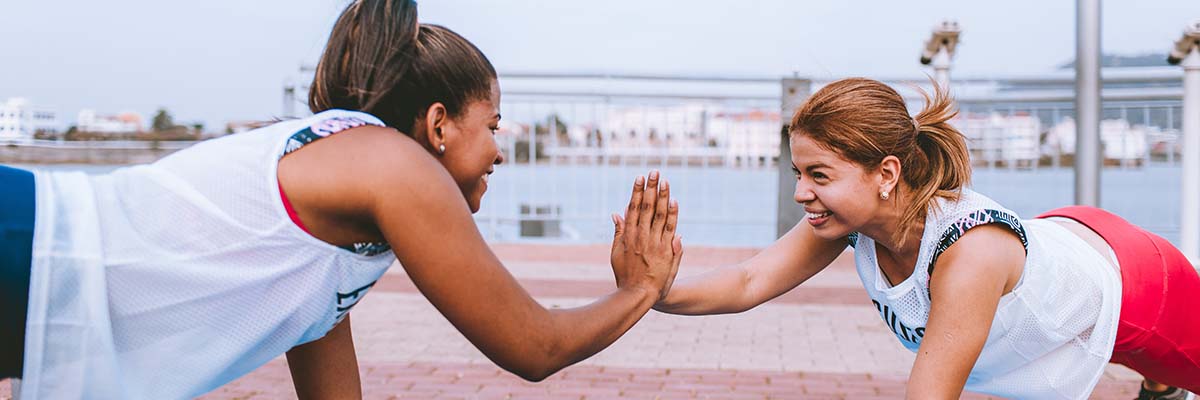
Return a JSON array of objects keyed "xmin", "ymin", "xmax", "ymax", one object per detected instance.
[
  {"xmin": 1044, "ymin": 117, "xmax": 1151, "ymax": 162},
  {"xmin": 707, "ymin": 110, "xmax": 779, "ymax": 166},
  {"xmin": 0, "ymin": 98, "xmax": 58, "ymax": 141},
  {"xmin": 78, "ymin": 109, "xmax": 144, "ymax": 134},
  {"xmin": 956, "ymin": 112, "xmax": 1041, "ymax": 166},
  {"xmin": 598, "ymin": 104, "xmax": 779, "ymax": 165}
]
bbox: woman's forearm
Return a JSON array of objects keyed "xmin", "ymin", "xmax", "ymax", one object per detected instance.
[
  {"xmin": 653, "ymin": 264, "xmax": 753, "ymax": 315},
  {"xmin": 519, "ymin": 286, "xmax": 658, "ymax": 380}
]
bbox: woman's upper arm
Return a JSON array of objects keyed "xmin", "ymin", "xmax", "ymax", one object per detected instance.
[
  {"xmin": 347, "ymin": 133, "xmax": 553, "ymax": 364},
  {"xmin": 905, "ymin": 224, "xmax": 1025, "ymax": 399}
]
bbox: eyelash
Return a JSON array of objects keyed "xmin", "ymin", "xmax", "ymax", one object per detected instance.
[{"xmin": 792, "ymin": 168, "xmax": 829, "ymax": 182}]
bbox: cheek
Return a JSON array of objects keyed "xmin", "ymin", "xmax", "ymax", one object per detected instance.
[{"xmin": 821, "ymin": 186, "xmax": 868, "ymax": 215}]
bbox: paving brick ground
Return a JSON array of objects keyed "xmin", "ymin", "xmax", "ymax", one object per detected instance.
[{"xmin": 2, "ymin": 244, "xmax": 1145, "ymax": 399}]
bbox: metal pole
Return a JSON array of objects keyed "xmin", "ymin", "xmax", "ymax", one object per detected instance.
[
  {"xmin": 932, "ymin": 47, "xmax": 952, "ymax": 89},
  {"xmin": 777, "ymin": 78, "xmax": 812, "ymax": 238},
  {"xmin": 283, "ymin": 84, "xmax": 296, "ymax": 119},
  {"xmin": 1075, "ymin": 0, "xmax": 1102, "ymax": 206},
  {"xmin": 1180, "ymin": 47, "xmax": 1200, "ymax": 262}
]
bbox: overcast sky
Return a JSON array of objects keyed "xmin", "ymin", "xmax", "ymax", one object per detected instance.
[{"xmin": 1, "ymin": 0, "xmax": 1195, "ymax": 130}]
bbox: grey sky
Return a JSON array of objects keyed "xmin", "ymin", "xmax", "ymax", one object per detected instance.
[{"xmin": 1, "ymin": 0, "xmax": 1195, "ymax": 130}]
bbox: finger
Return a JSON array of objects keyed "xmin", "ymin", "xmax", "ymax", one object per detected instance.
[
  {"xmin": 637, "ymin": 170, "xmax": 660, "ymax": 241},
  {"xmin": 660, "ymin": 198, "xmax": 678, "ymax": 242},
  {"xmin": 650, "ymin": 178, "xmax": 671, "ymax": 239},
  {"xmin": 624, "ymin": 174, "xmax": 643, "ymax": 234},
  {"xmin": 611, "ymin": 213, "xmax": 624, "ymax": 245}
]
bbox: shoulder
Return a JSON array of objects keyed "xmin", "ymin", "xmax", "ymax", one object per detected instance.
[
  {"xmin": 278, "ymin": 121, "xmax": 459, "ymax": 219},
  {"xmin": 926, "ymin": 191, "xmax": 1028, "ymax": 275},
  {"xmin": 300, "ymin": 125, "xmax": 447, "ymax": 187},
  {"xmin": 929, "ymin": 224, "xmax": 1025, "ymax": 294},
  {"xmin": 941, "ymin": 224, "xmax": 1026, "ymax": 263}
]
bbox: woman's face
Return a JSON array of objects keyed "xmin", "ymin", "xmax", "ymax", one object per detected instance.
[
  {"xmin": 438, "ymin": 80, "xmax": 504, "ymax": 213},
  {"xmin": 789, "ymin": 134, "xmax": 887, "ymax": 240}
]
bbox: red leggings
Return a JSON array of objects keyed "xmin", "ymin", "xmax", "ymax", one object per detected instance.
[{"xmin": 1038, "ymin": 206, "xmax": 1200, "ymax": 391}]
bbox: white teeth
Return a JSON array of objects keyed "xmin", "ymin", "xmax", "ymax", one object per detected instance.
[{"xmin": 807, "ymin": 211, "xmax": 831, "ymax": 220}]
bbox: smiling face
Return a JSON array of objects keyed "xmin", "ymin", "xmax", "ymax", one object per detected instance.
[
  {"xmin": 437, "ymin": 80, "xmax": 504, "ymax": 213},
  {"xmin": 789, "ymin": 134, "xmax": 888, "ymax": 240}
]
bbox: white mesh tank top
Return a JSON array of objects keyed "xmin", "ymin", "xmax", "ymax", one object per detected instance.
[
  {"xmin": 850, "ymin": 188, "xmax": 1122, "ymax": 399},
  {"xmin": 20, "ymin": 110, "xmax": 398, "ymax": 399}
]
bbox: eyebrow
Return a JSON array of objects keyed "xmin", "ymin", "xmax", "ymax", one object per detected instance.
[
  {"xmin": 792, "ymin": 162, "xmax": 831, "ymax": 171},
  {"xmin": 805, "ymin": 163, "xmax": 831, "ymax": 171}
]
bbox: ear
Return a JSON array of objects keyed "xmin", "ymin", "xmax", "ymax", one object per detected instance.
[
  {"xmin": 418, "ymin": 102, "xmax": 449, "ymax": 150},
  {"xmin": 878, "ymin": 155, "xmax": 902, "ymax": 193}
]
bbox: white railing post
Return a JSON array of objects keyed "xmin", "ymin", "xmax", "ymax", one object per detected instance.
[{"xmin": 1169, "ymin": 20, "xmax": 1200, "ymax": 263}]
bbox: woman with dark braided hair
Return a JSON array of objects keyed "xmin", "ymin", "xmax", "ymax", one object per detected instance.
[
  {"xmin": 0, "ymin": 1, "xmax": 682, "ymax": 398},
  {"xmin": 655, "ymin": 78, "xmax": 1200, "ymax": 399}
]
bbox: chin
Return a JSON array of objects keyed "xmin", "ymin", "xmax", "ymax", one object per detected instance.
[
  {"xmin": 468, "ymin": 193, "xmax": 485, "ymax": 214},
  {"xmin": 810, "ymin": 224, "xmax": 851, "ymax": 241}
]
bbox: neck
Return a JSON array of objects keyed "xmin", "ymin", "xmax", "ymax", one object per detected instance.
[{"xmin": 859, "ymin": 190, "xmax": 925, "ymax": 258}]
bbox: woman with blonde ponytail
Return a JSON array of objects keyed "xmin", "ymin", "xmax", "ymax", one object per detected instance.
[{"xmin": 655, "ymin": 77, "xmax": 1200, "ymax": 399}]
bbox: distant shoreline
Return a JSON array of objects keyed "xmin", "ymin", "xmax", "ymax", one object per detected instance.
[{"xmin": 0, "ymin": 140, "xmax": 192, "ymax": 165}]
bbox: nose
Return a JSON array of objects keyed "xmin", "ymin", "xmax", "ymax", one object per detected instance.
[
  {"xmin": 793, "ymin": 179, "xmax": 815, "ymax": 204},
  {"xmin": 494, "ymin": 147, "xmax": 505, "ymax": 165}
]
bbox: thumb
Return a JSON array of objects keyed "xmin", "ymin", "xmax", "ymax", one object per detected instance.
[
  {"xmin": 612, "ymin": 213, "xmax": 625, "ymax": 241},
  {"xmin": 661, "ymin": 234, "xmax": 684, "ymax": 301}
]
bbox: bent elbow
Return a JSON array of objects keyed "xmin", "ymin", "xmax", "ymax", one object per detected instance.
[
  {"xmin": 502, "ymin": 361, "xmax": 560, "ymax": 382},
  {"xmin": 497, "ymin": 339, "xmax": 567, "ymax": 382},
  {"xmin": 514, "ymin": 367, "xmax": 553, "ymax": 383}
]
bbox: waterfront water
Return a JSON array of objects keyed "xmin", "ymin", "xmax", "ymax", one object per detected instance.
[{"xmin": 13, "ymin": 163, "xmax": 1185, "ymax": 248}]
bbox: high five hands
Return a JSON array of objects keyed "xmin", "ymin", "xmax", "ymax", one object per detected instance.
[{"xmin": 610, "ymin": 170, "xmax": 683, "ymax": 301}]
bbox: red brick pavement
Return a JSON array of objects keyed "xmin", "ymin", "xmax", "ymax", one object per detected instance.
[
  {"xmin": 0, "ymin": 245, "xmax": 1147, "ymax": 399},
  {"xmin": 195, "ymin": 360, "xmax": 1140, "ymax": 400},
  {"xmin": 374, "ymin": 276, "xmax": 871, "ymax": 307}
]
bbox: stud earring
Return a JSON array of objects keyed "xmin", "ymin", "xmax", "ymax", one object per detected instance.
[
  {"xmin": 880, "ymin": 191, "xmax": 890, "ymax": 200},
  {"xmin": 438, "ymin": 144, "xmax": 446, "ymax": 154}
]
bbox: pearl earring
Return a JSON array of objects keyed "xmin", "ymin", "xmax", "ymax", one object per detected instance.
[
  {"xmin": 438, "ymin": 144, "xmax": 446, "ymax": 154},
  {"xmin": 880, "ymin": 191, "xmax": 890, "ymax": 200}
]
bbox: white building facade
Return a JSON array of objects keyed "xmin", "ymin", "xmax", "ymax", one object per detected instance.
[
  {"xmin": 77, "ymin": 109, "xmax": 143, "ymax": 134},
  {"xmin": 0, "ymin": 98, "xmax": 57, "ymax": 142}
]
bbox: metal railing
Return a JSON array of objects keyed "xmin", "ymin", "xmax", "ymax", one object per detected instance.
[
  {"xmin": 284, "ymin": 71, "xmax": 1189, "ymax": 247},
  {"xmin": 477, "ymin": 74, "xmax": 782, "ymax": 246}
]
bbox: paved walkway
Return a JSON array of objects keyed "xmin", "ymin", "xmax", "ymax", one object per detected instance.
[{"xmin": 3, "ymin": 244, "xmax": 1143, "ymax": 399}]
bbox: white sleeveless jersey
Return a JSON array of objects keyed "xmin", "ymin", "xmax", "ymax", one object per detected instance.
[
  {"xmin": 850, "ymin": 188, "xmax": 1122, "ymax": 399},
  {"xmin": 20, "ymin": 110, "xmax": 398, "ymax": 399}
]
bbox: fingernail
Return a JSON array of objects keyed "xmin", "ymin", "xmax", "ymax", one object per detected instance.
[
  {"xmin": 663, "ymin": 179, "xmax": 670, "ymax": 191},
  {"xmin": 671, "ymin": 199, "xmax": 678, "ymax": 208},
  {"xmin": 636, "ymin": 175, "xmax": 644, "ymax": 185},
  {"xmin": 650, "ymin": 170, "xmax": 659, "ymax": 180}
]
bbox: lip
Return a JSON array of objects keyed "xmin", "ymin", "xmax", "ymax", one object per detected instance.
[{"xmin": 805, "ymin": 210, "xmax": 832, "ymax": 227}]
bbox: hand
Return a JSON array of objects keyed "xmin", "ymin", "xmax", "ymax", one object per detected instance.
[{"xmin": 610, "ymin": 170, "xmax": 683, "ymax": 301}]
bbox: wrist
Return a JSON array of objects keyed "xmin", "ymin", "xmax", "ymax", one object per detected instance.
[{"xmin": 618, "ymin": 282, "xmax": 660, "ymax": 306}]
